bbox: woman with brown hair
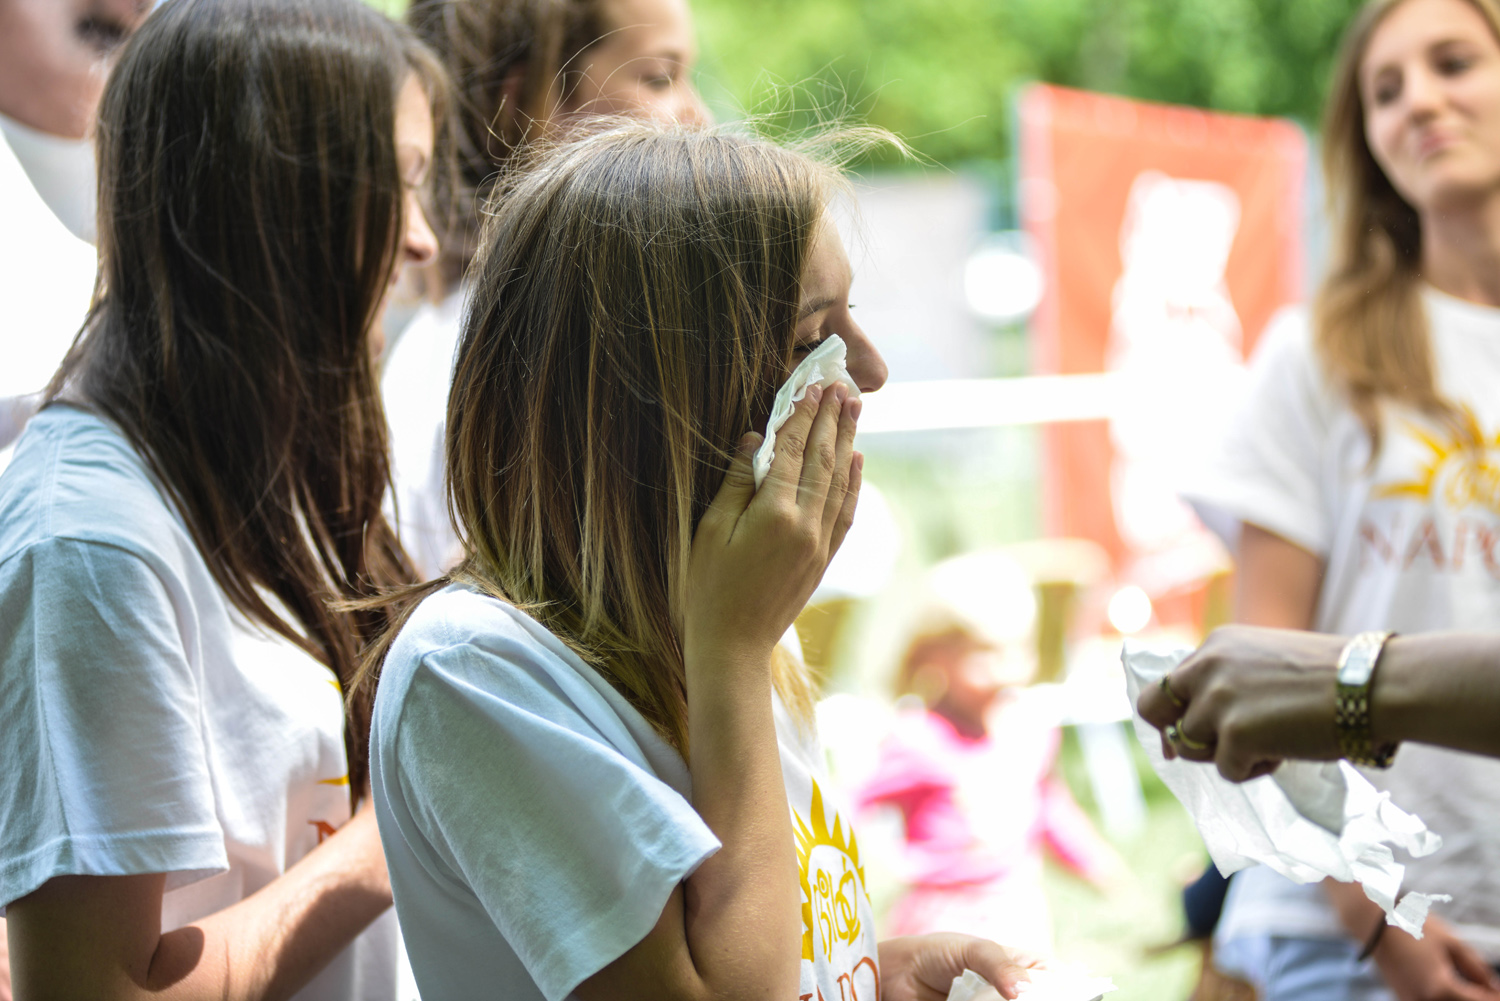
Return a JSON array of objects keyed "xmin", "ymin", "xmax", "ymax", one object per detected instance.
[
  {"xmin": 383, "ymin": 0, "xmax": 714, "ymax": 577},
  {"xmin": 1181, "ymin": 1, "xmax": 1500, "ymax": 998},
  {"xmin": 362, "ymin": 121, "xmax": 1025, "ymax": 1000},
  {"xmin": 0, "ymin": 0, "xmax": 445, "ymax": 997}
]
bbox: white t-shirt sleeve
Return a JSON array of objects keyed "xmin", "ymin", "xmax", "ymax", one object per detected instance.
[
  {"xmin": 0, "ymin": 537, "xmax": 226, "ymax": 909},
  {"xmin": 1181, "ymin": 310, "xmax": 1333, "ymax": 557},
  {"xmin": 389, "ymin": 644, "xmax": 720, "ymax": 1001}
]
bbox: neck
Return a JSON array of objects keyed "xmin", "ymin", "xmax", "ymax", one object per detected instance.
[{"xmin": 1422, "ymin": 194, "xmax": 1500, "ymax": 307}]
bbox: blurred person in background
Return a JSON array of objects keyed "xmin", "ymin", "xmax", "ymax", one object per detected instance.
[
  {"xmin": 856, "ymin": 552, "xmax": 1123, "ymax": 959},
  {"xmin": 0, "ymin": 0, "xmax": 149, "ymax": 466},
  {"xmin": 1180, "ymin": 1, "xmax": 1500, "ymax": 998},
  {"xmin": 0, "ymin": 1, "xmax": 445, "ymax": 997},
  {"xmin": 384, "ymin": 0, "xmax": 710, "ymax": 577}
]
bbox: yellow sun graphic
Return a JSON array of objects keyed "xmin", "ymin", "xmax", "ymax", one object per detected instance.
[
  {"xmin": 795, "ymin": 779, "xmax": 869, "ymax": 963},
  {"xmin": 1375, "ymin": 407, "xmax": 1500, "ymax": 514}
]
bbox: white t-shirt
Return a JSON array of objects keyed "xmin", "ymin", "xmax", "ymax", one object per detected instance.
[
  {"xmin": 371, "ymin": 583, "xmax": 880, "ymax": 1001},
  {"xmin": 0, "ymin": 115, "xmax": 96, "ymax": 465},
  {"xmin": 382, "ymin": 289, "xmax": 466, "ymax": 578},
  {"xmin": 1183, "ymin": 290, "xmax": 1500, "ymax": 960},
  {"xmin": 0, "ymin": 405, "xmax": 401, "ymax": 1000}
]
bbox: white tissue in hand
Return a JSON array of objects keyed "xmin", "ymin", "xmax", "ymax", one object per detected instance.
[
  {"xmin": 1122, "ymin": 642, "xmax": 1451, "ymax": 937},
  {"xmin": 752, "ymin": 334, "xmax": 860, "ymax": 489},
  {"xmin": 946, "ymin": 967, "xmax": 1117, "ymax": 1001}
]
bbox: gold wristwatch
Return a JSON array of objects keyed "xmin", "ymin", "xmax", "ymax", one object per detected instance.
[{"xmin": 1335, "ymin": 630, "xmax": 1399, "ymax": 768}]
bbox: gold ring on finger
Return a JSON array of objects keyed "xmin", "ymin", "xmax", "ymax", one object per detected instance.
[
  {"xmin": 1165, "ymin": 722, "xmax": 1210, "ymax": 752},
  {"xmin": 1159, "ymin": 674, "xmax": 1187, "ymax": 710}
]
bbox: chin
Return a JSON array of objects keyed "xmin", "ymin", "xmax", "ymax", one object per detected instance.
[{"xmin": 1406, "ymin": 167, "xmax": 1500, "ymax": 213}]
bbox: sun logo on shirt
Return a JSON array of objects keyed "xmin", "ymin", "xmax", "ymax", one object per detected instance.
[
  {"xmin": 795, "ymin": 779, "xmax": 868, "ymax": 963},
  {"xmin": 1376, "ymin": 407, "xmax": 1500, "ymax": 515}
]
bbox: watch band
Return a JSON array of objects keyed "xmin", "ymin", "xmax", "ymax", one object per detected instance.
[{"xmin": 1335, "ymin": 630, "xmax": 1399, "ymax": 768}]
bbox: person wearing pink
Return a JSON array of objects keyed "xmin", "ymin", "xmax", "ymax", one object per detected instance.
[{"xmin": 857, "ymin": 557, "xmax": 1120, "ymax": 956}]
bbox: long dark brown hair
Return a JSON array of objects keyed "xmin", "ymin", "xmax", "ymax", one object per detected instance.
[
  {"xmin": 354, "ymin": 123, "xmax": 895, "ymax": 753},
  {"xmin": 52, "ymin": 0, "xmax": 451, "ymax": 796},
  {"xmin": 1314, "ymin": 0, "xmax": 1500, "ymax": 453},
  {"xmin": 406, "ymin": 0, "xmax": 603, "ymax": 290}
]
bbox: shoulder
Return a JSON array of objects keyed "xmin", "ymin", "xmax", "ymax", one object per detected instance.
[
  {"xmin": 375, "ymin": 584, "xmax": 635, "ymax": 751},
  {"xmin": 1247, "ymin": 306, "xmax": 1317, "ymax": 381},
  {"xmin": 382, "ymin": 585, "xmax": 571, "ymax": 692},
  {"xmin": 0, "ymin": 407, "xmax": 199, "ymax": 580},
  {"xmin": 374, "ymin": 582, "xmax": 699, "ymax": 795},
  {"xmin": 1234, "ymin": 306, "xmax": 1343, "ymax": 427}
]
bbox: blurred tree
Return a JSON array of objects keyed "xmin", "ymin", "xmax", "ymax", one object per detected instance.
[{"xmin": 694, "ymin": 0, "xmax": 1366, "ymax": 163}]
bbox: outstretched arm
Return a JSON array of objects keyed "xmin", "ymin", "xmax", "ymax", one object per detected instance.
[{"xmin": 1138, "ymin": 627, "xmax": 1500, "ymax": 775}]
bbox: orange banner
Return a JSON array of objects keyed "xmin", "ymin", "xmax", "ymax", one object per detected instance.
[{"xmin": 1019, "ymin": 84, "xmax": 1307, "ymax": 609}]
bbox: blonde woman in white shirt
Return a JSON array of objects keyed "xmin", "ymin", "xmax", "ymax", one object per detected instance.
[
  {"xmin": 358, "ymin": 122, "xmax": 1033, "ymax": 1001},
  {"xmin": 1183, "ymin": 1, "xmax": 1500, "ymax": 999}
]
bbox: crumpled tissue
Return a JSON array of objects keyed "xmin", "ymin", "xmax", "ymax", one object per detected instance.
[
  {"xmin": 753, "ymin": 334, "xmax": 860, "ymax": 489},
  {"xmin": 1122, "ymin": 642, "xmax": 1450, "ymax": 936},
  {"xmin": 946, "ymin": 967, "xmax": 1117, "ymax": 1001}
]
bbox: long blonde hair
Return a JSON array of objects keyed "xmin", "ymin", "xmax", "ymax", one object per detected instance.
[
  {"xmin": 1314, "ymin": 0, "xmax": 1500, "ymax": 453},
  {"xmin": 356, "ymin": 122, "xmax": 890, "ymax": 753}
]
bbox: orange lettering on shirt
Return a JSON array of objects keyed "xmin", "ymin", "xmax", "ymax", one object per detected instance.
[
  {"xmin": 1359, "ymin": 519, "xmax": 1396, "ymax": 567},
  {"xmin": 1403, "ymin": 518, "xmax": 1446, "ymax": 569},
  {"xmin": 309, "ymin": 820, "xmax": 338, "ymax": 844}
]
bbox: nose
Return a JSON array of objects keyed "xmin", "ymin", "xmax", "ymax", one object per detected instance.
[
  {"xmin": 1403, "ymin": 65, "xmax": 1443, "ymax": 120},
  {"xmin": 404, "ymin": 200, "xmax": 438, "ymax": 266},
  {"xmin": 675, "ymin": 83, "xmax": 712, "ymax": 127},
  {"xmin": 843, "ymin": 321, "xmax": 887, "ymax": 394}
]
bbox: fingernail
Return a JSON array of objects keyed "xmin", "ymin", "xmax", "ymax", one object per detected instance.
[
  {"xmin": 739, "ymin": 432, "xmax": 761, "ymax": 454},
  {"xmin": 807, "ymin": 385, "xmax": 823, "ymax": 403},
  {"xmin": 848, "ymin": 399, "xmax": 862, "ymax": 423},
  {"xmin": 854, "ymin": 452, "xmax": 864, "ymax": 473},
  {"xmin": 833, "ymin": 383, "xmax": 849, "ymax": 405}
]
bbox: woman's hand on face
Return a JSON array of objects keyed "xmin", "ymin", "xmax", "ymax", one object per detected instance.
[
  {"xmin": 684, "ymin": 383, "xmax": 860, "ymax": 660},
  {"xmin": 1135, "ymin": 625, "xmax": 1347, "ymax": 781},
  {"xmin": 878, "ymin": 933, "xmax": 1040, "ymax": 1001}
]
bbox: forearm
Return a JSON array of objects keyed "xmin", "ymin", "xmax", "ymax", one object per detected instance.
[
  {"xmin": 1233, "ymin": 523, "xmax": 1323, "ymax": 630},
  {"xmin": 681, "ymin": 647, "xmax": 800, "ymax": 998},
  {"xmin": 1324, "ymin": 876, "xmax": 1385, "ymax": 939},
  {"xmin": 8, "ymin": 809, "xmax": 391, "ymax": 1001},
  {"xmin": 161, "ymin": 807, "xmax": 392, "ymax": 1000},
  {"xmin": 1372, "ymin": 633, "xmax": 1500, "ymax": 758}
]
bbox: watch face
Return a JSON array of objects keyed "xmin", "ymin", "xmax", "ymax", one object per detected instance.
[{"xmin": 1337, "ymin": 632, "xmax": 1388, "ymax": 686}]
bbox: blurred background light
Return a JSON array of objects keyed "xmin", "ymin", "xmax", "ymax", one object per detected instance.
[
  {"xmin": 1107, "ymin": 585, "xmax": 1154, "ymax": 636},
  {"xmin": 963, "ymin": 231, "xmax": 1045, "ymax": 324}
]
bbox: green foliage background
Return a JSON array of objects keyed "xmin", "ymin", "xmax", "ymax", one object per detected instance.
[
  {"xmin": 694, "ymin": 0, "xmax": 1366, "ymax": 163},
  {"xmin": 369, "ymin": 0, "xmax": 1369, "ymax": 162}
]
